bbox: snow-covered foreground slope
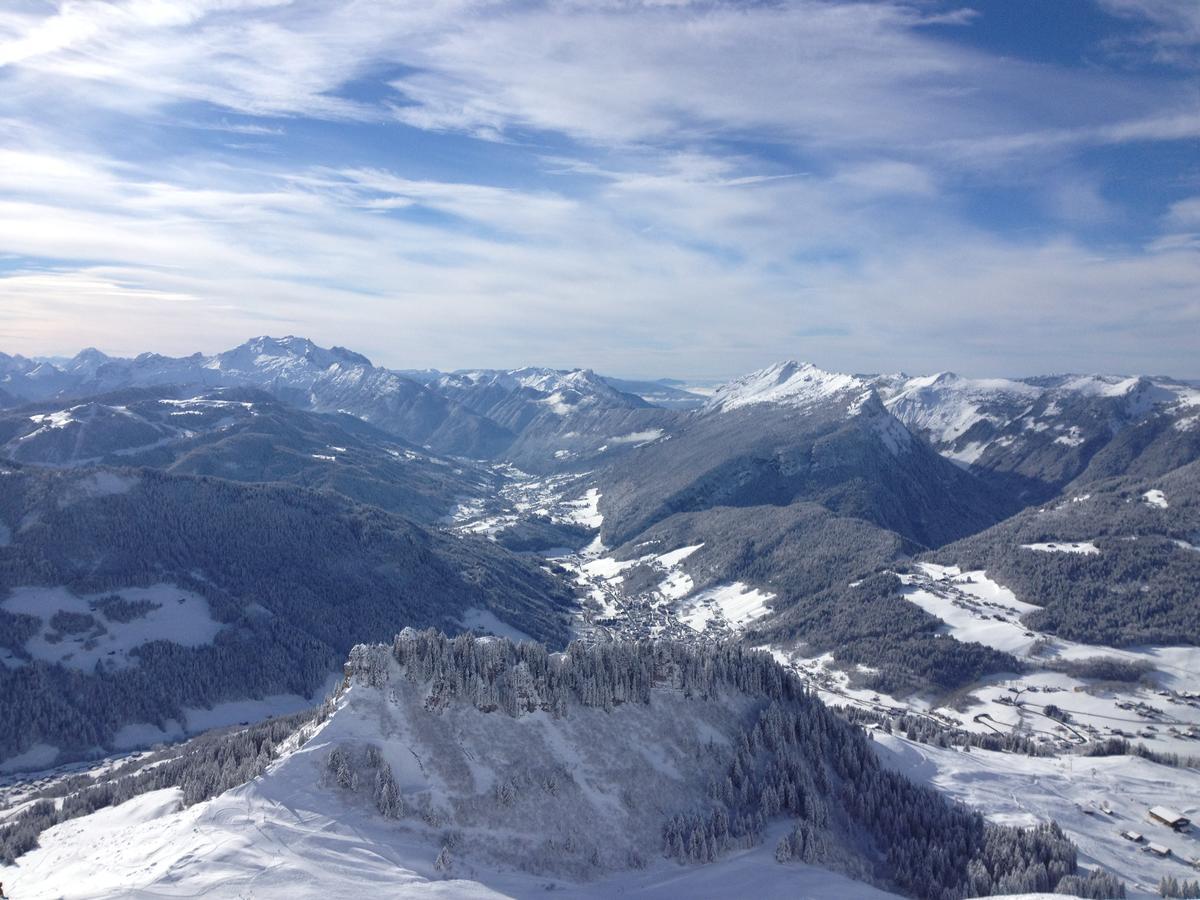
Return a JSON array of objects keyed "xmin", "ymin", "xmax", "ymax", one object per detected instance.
[
  {"xmin": 8, "ymin": 785, "xmax": 899, "ymax": 899},
  {"xmin": 5, "ymin": 633, "xmax": 1124, "ymax": 899},
  {"xmin": 6, "ymin": 656, "xmax": 901, "ymax": 899}
]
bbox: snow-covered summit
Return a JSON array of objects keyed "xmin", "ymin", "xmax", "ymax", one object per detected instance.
[
  {"xmin": 706, "ymin": 361, "xmax": 868, "ymax": 413},
  {"xmin": 434, "ymin": 365, "xmax": 647, "ymax": 419},
  {"xmin": 879, "ymin": 372, "xmax": 1041, "ymax": 448},
  {"xmin": 208, "ymin": 335, "xmax": 374, "ymax": 382},
  {"xmin": 62, "ymin": 347, "xmax": 112, "ymax": 376}
]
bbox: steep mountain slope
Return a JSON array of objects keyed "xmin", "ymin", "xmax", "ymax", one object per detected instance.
[
  {"xmin": 928, "ymin": 458, "xmax": 1200, "ymax": 646},
  {"xmin": 3, "ymin": 634, "xmax": 1118, "ymax": 899},
  {"xmin": 0, "ymin": 465, "xmax": 573, "ymax": 770},
  {"xmin": 598, "ymin": 362, "xmax": 1011, "ymax": 550},
  {"xmin": 610, "ymin": 502, "xmax": 916, "ymax": 604},
  {"xmin": 877, "ymin": 373, "xmax": 1042, "ymax": 465},
  {"xmin": 0, "ymin": 386, "xmax": 489, "ymax": 523},
  {"xmin": 406, "ymin": 366, "xmax": 681, "ymax": 472},
  {"xmin": 880, "ymin": 371, "xmax": 1200, "ymax": 502}
]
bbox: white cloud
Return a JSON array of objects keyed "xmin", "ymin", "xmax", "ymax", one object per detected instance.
[
  {"xmin": 1096, "ymin": 0, "xmax": 1200, "ymax": 67},
  {"xmin": 1, "ymin": 138, "xmax": 1196, "ymax": 378},
  {"xmin": 1166, "ymin": 196, "xmax": 1200, "ymax": 227},
  {"xmin": 1, "ymin": 0, "xmax": 1192, "ymax": 160}
]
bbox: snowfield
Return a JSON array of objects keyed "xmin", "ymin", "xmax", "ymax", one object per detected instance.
[
  {"xmin": 707, "ymin": 361, "xmax": 867, "ymax": 412},
  {"xmin": 1143, "ymin": 489, "xmax": 1169, "ymax": 509},
  {"xmin": 459, "ymin": 608, "xmax": 536, "ymax": 643},
  {"xmin": 892, "ymin": 564, "xmax": 1200, "ymax": 753},
  {"xmin": 880, "ymin": 373, "xmax": 1041, "ymax": 448},
  {"xmin": 7, "ymin": 787, "xmax": 902, "ymax": 899}
]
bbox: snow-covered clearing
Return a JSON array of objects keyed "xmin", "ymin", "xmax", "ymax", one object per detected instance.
[
  {"xmin": 0, "ymin": 744, "xmax": 60, "ymax": 776},
  {"xmin": 1, "ymin": 584, "xmax": 222, "ymax": 672},
  {"xmin": 182, "ymin": 674, "xmax": 344, "ymax": 735},
  {"xmin": 678, "ymin": 583, "xmax": 774, "ymax": 633},
  {"xmin": 944, "ymin": 440, "xmax": 988, "ymax": 465},
  {"xmin": 608, "ymin": 428, "xmax": 665, "ymax": 446},
  {"xmin": 1020, "ymin": 541, "xmax": 1100, "ymax": 554},
  {"xmin": 459, "ymin": 608, "xmax": 535, "ymax": 644},
  {"xmin": 899, "ymin": 564, "xmax": 1042, "ymax": 656},
  {"xmin": 58, "ymin": 470, "xmax": 139, "ymax": 503},
  {"xmin": 895, "ymin": 564, "xmax": 1200, "ymax": 756},
  {"xmin": 1143, "ymin": 489, "xmax": 1169, "ymax": 509},
  {"xmin": 561, "ymin": 487, "xmax": 603, "ymax": 527}
]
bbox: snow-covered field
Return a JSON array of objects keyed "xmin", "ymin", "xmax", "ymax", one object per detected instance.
[
  {"xmin": 1143, "ymin": 488, "xmax": 1169, "ymax": 509},
  {"xmin": 876, "ymin": 734, "xmax": 1200, "ymax": 898},
  {"xmin": 890, "ymin": 564, "xmax": 1200, "ymax": 755},
  {"xmin": 459, "ymin": 608, "xmax": 536, "ymax": 643},
  {"xmin": 1, "ymin": 583, "xmax": 222, "ymax": 672},
  {"xmin": 7, "ymin": 787, "xmax": 900, "ymax": 899},
  {"xmin": 1020, "ymin": 541, "xmax": 1100, "ymax": 554},
  {"xmin": 678, "ymin": 582, "xmax": 774, "ymax": 633}
]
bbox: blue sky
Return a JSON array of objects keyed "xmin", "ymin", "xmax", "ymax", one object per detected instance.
[{"xmin": 0, "ymin": 0, "xmax": 1197, "ymax": 379}]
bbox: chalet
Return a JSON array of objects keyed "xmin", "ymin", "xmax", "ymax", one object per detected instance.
[
  {"xmin": 1149, "ymin": 806, "xmax": 1190, "ymax": 831},
  {"xmin": 1147, "ymin": 843, "xmax": 1171, "ymax": 857},
  {"xmin": 1121, "ymin": 830, "xmax": 1143, "ymax": 842}
]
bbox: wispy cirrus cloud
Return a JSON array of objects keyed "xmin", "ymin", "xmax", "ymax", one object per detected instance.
[{"xmin": 0, "ymin": 1, "xmax": 1196, "ymax": 377}]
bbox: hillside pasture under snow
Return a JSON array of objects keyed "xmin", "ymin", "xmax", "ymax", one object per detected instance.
[{"xmin": 1, "ymin": 584, "xmax": 221, "ymax": 672}]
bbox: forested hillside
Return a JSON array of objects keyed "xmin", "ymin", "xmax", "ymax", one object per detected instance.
[
  {"xmin": 0, "ymin": 386, "xmax": 488, "ymax": 523},
  {"xmin": 597, "ymin": 390, "xmax": 1011, "ymax": 550},
  {"xmin": 324, "ymin": 632, "xmax": 1119, "ymax": 898},
  {"xmin": 0, "ymin": 464, "xmax": 573, "ymax": 765},
  {"xmin": 931, "ymin": 460, "xmax": 1200, "ymax": 645}
]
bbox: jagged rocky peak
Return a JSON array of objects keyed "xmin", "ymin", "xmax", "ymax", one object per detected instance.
[{"xmin": 706, "ymin": 360, "xmax": 869, "ymax": 413}]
